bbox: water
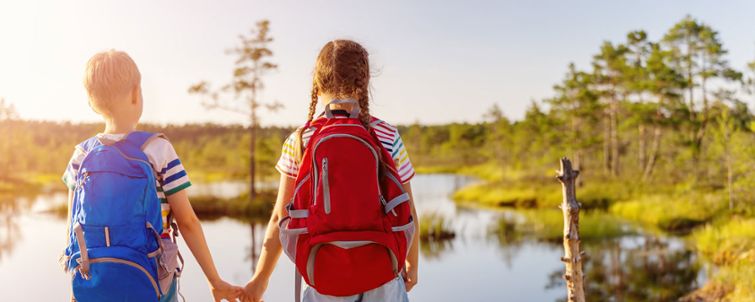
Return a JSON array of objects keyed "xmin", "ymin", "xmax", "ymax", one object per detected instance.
[{"xmin": 0, "ymin": 174, "xmax": 703, "ymax": 301}]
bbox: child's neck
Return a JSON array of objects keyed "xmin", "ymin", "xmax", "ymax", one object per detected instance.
[{"xmin": 103, "ymin": 118, "xmax": 137, "ymax": 135}]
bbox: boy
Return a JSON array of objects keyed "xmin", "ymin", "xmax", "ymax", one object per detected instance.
[{"xmin": 62, "ymin": 50, "xmax": 240, "ymax": 302}]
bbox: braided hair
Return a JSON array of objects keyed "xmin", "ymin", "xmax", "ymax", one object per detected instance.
[{"xmin": 296, "ymin": 40, "xmax": 372, "ymax": 159}]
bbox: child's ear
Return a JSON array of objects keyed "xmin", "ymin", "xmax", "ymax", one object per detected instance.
[
  {"xmin": 88, "ymin": 100, "xmax": 100, "ymax": 114},
  {"xmin": 131, "ymin": 86, "xmax": 141, "ymax": 105}
]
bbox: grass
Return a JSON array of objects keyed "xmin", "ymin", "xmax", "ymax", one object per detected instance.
[
  {"xmin": 419, "ymin": 212, "xmax": 456, "ymax": 241},
  {"xmin": 414, "ymin": 165, "xmax": 462, "ymax": 175},
  {"xmin": 453, "ymin": 180, "xmax": 636, "ymax": 210},
  {"xmin": 609, "ymin": 193, "xmax": 726, "ymax": 233},
  {"xmin": 0, "ymin": 177, "xmax": 40, "ymax": 194},
  {"xmin": 47, "ymin": 190, "xmax": 277, "ymax": 222},
  {"xmin": 432, "ymin": 163, "xmax": 754, "ymax": 301},
  {"xmin": 190, "ymin": 190, "xmax": 276, "ymax": 221},
  {"xmin": 453, "ymin": 183, "xmax": 556, "ymax": 208},
  {"xmin": 415, "ymin": 163, "xmax": 508, "ymax": 182},
  {"xmin": 494, "ymin": 209, "xmax": 633, "ymax": 243},
  {"xmin": 683, "ymin": 218, "xmax": 755, "ymax": 301},
  {"xmin": 692, "ymin": 218, "xmax": 755, "ymax": 266}
]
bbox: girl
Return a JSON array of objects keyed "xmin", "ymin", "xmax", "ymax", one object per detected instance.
[{"xmin": 241, "ymin": 40, "xmax": 419, "ymax": 302}]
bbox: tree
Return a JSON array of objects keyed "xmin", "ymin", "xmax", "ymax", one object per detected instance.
[
  {"xmin": 745, "ymin": 60, "xmax": 755, "ymax": 95},
  {"xmin": 712, "ymin": 96, "xmax": 737, "ymax": 210},
  {"xmin": 549, "ymin": 63, "xmax": 601, "ymax": 178},
  {"xmin": 0, "ymin": 98, "xmax": 19, "ymax": 181},
  {"xmin": 624, "ymin": 31, "xmax": 652, "ymax": 169},
  {"xmin": 189, "ymin": 20, "xmax": 281, "ymax": 200},
  {"xmin": 641, "ymin": 43, "xmax": 685, "ymax": 180},
  {"xmin": 483, "ymin": 103, "xmax": 512, "ymax": 173},
  {"xmin": 0, "ymin": 98, "xmax": 17, "ymax": 120},
  {"xmin": 591, "ymin": 41, "xmax": 629, "ymax": 176},
  {"xmin": 662, "ymin": 16, "xmax": 735, "ymax": 155}
]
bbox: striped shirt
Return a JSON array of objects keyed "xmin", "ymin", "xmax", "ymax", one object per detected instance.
[
  {"xmin": 276, "ymin": 115, "xmax": 416, "ymax": 183},
  {"xmin": 62, "ymin": 133, "xmax": 191, "ymax": 233}
]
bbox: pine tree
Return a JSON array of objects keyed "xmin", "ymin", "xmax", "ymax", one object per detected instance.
[{"xmin": 189, "ymin": 20, "xmax": 281, "ymax": 200}]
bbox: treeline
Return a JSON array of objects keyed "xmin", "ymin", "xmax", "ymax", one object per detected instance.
[
  {"xmin": 2, "ymin": 16, "xmax": 754, "ymax": 204},
  {"xmin": 0, "ymin": 119, "xmax": 292, "ymax": 185},
  {"xmin": 403, "ymin": 16, "xmax": 755, "ymax": 205}
]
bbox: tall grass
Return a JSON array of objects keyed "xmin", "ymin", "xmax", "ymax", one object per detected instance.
[
  {"xmin": 419, "ymin": 213, "xmax": 455, "ymax": 241},
  {"xmin": 692, "ymin": 218, "xmax": 755, "ymax": 265},
  {"xmin": 454, "ymin": 180, "xmax": 637, "ymax": 210},
  {"xmin": 494, "ymin": 209, "xmax": 632, "ymax": 243},
  {"xmin": 609, "ymin": 193, "xmax": 726, "ymax": 232},
  {"xmin": 686, "ymin": 218, "xmax": 755, "ymax": 301}
]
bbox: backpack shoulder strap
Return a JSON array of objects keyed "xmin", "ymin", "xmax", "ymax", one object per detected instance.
[
  {"xmin": 76, "ymin": 136, "xmax": 102, "ymax": 155},
  {"xmin": 114, "ymin": 131, "xmax": 166, "ymax": 173},
  {"xmin": 123, "ymin": 131, "xmax": 166, "ymax": 151},
  {"xmin": 295, "ymin": 121, "xmax": 324, "ymax": 161}
]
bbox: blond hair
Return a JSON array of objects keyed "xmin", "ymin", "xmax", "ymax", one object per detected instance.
[{"xmin": 83, "ymin": 50, "xmax": 141, "ymax": 113}]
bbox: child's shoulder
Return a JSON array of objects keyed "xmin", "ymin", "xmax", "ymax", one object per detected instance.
[
  {"xmin": 369, "ymin": 117, "xmax": 398, "ymax": 135},
  {"xmin": 142, "ymin": 136, "xmax": 174, "ymax": 155}
]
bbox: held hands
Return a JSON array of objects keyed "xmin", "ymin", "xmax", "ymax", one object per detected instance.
[
  {"xmin": 241, "ymin": 277, "xmax": 268, "ymax": 302},
  {"xmin": 210, "ymin": 279, "xmax": 244, "ymax": 302}
]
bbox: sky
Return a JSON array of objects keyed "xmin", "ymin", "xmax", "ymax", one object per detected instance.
[{"xmin": 0, "ymin": 0, "xmax": 753, "ymax": 126}]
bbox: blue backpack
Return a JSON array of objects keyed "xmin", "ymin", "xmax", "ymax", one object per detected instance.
[{"xmin": 62, "ymin": 131, "xmax": 166, "ymax": 301}]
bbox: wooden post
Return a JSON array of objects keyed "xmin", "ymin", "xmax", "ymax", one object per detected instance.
[{"xmin": 557, "ymin": 157, "xmax": 586, "ymax": 302}]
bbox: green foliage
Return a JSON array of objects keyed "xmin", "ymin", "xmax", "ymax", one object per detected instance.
[
  {"xmin": 190, "ymin": 191, "xmax": 276, "ymax": 221},
  {"xmin": 419, "ymin": 213, "xmax": 455, "ymax": 241},
  {"xmin": 493, "ymin": 210, "xmax": 632, "ymax": 243},
  {"xmin": 609, "ymin": 194, "xmax": 726, "ymax": 232},
  {"xmin": 453, "ymin": 182, "xmax": 557, "ymax": 208},
  {"xmin": 0, "ymin": 121, "xmax": 293, "ymax": 189},
  {"xmin": 686, "ymin": 219, "xmax": 755, "ymax": 301},
  {"xmin": 453, "ymin": 177, "xmax": 638, "ymax": 210},
  {"xmin": 692, "ymin": 218, "xmax": 755, "ymax": 265}
]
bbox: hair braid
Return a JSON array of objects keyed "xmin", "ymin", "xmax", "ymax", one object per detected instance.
[
  {"xmin": 295, "ymin": 84, "xmax": 319, "ymax": 160},
  {"xmin": 307, "ymin": 39, "xmax": 372, "ymax": 138},
  {"xmin": 354, "ymin": 80, "xmax": 371, "ymax": 129},
  {"xmin": 307, "ymin": 85, "xmax": 319, "ymax": 123}
]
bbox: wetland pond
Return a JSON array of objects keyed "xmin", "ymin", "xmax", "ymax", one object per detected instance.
[{"xmin": 0, "ymin": 174, "xmax": 704, "ymax": 301}]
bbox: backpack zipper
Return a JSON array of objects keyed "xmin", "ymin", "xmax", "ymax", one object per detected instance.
[
  {"xmin": 311, "ymin": 134, "xmax": 382, "ymax": 208},
  {"xmin": 322, "ymin": 158, "xmax": 331, "ymax": 214}
]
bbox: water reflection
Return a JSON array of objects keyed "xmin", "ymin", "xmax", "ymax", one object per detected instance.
[
  {"xmin": 0, "ymin": 200, "xmax": 22, "ymax": 261},
  {"xmin": 0, "ymin": 192, "xmax": 33, "ymax": 262},
  {"xmin": 538, "ymin": 236, "xmax": 702, "ymax": 302},
  {"xmin": 489, "ymin": 209, "xmax": 703, "ymax": 301},
  {"xmin": 420, "ymin": 238, "xmax": 454, "ymax": 260},
  {"xmin": 0, "ymin": 175, "xmax": 705, "ymax": 301},
  {"xmin": 577, "ymin": 237, "xmax": 702, "ymax": 302}
]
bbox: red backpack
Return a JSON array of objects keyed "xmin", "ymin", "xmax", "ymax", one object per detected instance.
[{"xmin": 279, "ymin": 100, "xmax": 414, "ymax": 300}]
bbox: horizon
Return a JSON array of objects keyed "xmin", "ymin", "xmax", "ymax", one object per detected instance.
[{"xmin": 1, "ymin": 0, "xmax": 754, "ymax": 127}]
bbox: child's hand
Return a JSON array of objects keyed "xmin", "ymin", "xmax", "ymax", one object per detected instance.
[
  {"xmin": 241, "ymin": 277, "xmax": 268, "ymax": 302},
  {"xmin": 403, "ymin": 268, "xmax": 418, "ymax": 292},
  {"xmin": 210, "ymin": 279, "xmax": 243, "ymax": 302}
]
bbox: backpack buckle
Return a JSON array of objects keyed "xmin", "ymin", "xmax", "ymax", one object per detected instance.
[{"xmin": 76, "ymin": 258, "xmax": 91, "ymax": 280}]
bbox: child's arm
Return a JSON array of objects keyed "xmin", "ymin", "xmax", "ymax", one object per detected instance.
[
  {"xmin": 168, "ymin": 190, "xmax": 242, "ymax": 301},
  {"xmin": 242, "ymin": 174, "xmax": 295, "ymax": 302},
  {"xmin": 65, "ymin": 189, "xmax": 73, "ymax": 242},
  {"xmin": 403, "ymin": 182, "xmax": 419, "ymax": 292}
]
